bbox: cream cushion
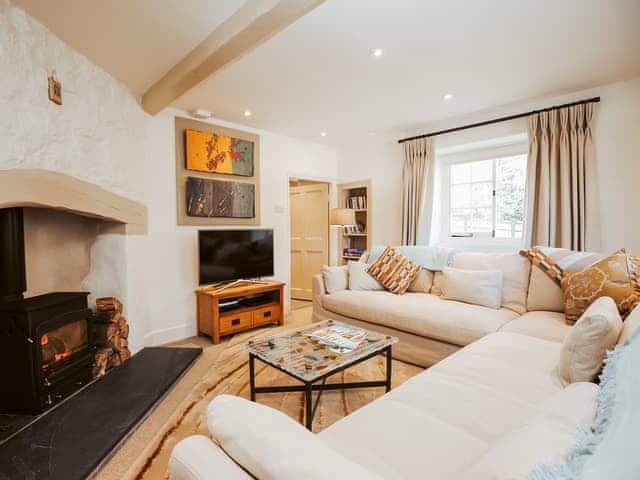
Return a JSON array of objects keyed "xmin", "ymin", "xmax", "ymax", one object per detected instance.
[
  {"xmin": 320, "ymin": 332, "xmax": 564, "ymax": 480},
  {"xmin": 618, "ymin": 304, "xmax": 640, "ymax": 344},
  {"xmin": 207, "ymin": 395, "xmax": 382, "ymax": 480},
  {"xmin": 500, "ymin": 311, "xmax": 571, "ymax": 343},
  {"xmin": 454, "ymin": 252, "xmax": 531, "ymax": 314},
  {"xmin": 169, "ymin": 435, "xmax": 253, "ymax": 480},
  {"xmin": 526, "ymin": 266, "xmax": 565, "ymax": 312},
  {"xmin": 431, "ymin": 270, "xmax": 445, "ymax": 295},
  {"xmin": 442, "ymin": 267, "xmax": 503, "ymax": 309},
  {"xmin": 321, "ymin": 265, "xmax": 348, "ymax": 294},
  {"xmin": 322, "ymin": 290, "xmax": 518, "ymax": 346},
  {"xmin": 558, "ymin": 296, "xmax": 623, "ymax": 385},
  {"xmin": 348, "ymin": 262, "xmax": 384, "ymax": 291},
  {"xmin": 459, "ymin": 382, "xmax": 599, "ymax": 479},
  {"xmin": 407, "ymin": 268, "xmax": 434, "ymax": 293}
]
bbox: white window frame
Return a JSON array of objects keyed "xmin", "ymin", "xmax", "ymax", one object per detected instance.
[{"xmin": 439, "ymin": 141, "xmax": 528, "ymax": 248}]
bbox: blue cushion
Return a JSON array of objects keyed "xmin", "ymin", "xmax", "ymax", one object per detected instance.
[{"xmin": 529, "ymin": 328, "xmax": 640, "ymax": 479}]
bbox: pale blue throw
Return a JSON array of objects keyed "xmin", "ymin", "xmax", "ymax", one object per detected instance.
[
  {"xmin": 367, "ymin": 245, "xmax": 457, "ymax": 271},
  {"xmin": 529, "ymin": 327, "xmax": 640, "ymax": 480}
]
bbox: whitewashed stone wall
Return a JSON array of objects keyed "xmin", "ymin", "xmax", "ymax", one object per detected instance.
[{"xmin": 0, "ymin": 0, "xmax": 148, "ymax": 202}]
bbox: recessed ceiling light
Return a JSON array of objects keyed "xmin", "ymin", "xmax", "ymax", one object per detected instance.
[
  {"xmin": 244, "ymin": 110, "xmax": 252, "ymax": 117},
  {"xmin": 320, "ymin": 132, "xmax": 327, "ymax": 137},
  {"xmin": 443, "ymin": 93, "xmax": 454, "ymax": 101},
  {"xmin": 372, "ymin": 48, "xmax": 383, "ymax": 57}
]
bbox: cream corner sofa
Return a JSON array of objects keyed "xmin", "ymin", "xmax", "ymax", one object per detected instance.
[
  {"xmin": 313, "ymin": 251, "xmax": 570, "ymax": 366},
  {"xmin": 168, "ymin": 322, "xmax": 639, "ymax": 480},
  {"xmin": 168, "ymin": 250, "xmax": 640, "ymax": 479}
]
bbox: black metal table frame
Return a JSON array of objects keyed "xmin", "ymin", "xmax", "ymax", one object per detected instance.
[{"xmin": 249, "ymin": 344, "xmax": 392, "ymax": 430}]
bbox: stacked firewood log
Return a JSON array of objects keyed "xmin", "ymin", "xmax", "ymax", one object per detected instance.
[{"xmin": 91, "ymin": 297, "xmax": 132, "ymax": 378}]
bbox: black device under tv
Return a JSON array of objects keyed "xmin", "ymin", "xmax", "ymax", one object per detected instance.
[{"xmin": 198, "ymin": 229, "xmax": 274, "ymax": 287}]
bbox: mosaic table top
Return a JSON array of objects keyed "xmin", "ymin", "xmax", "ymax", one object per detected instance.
[{"xmin": 246, "ymin": 320, "xmax": 397, "ymax": 382}]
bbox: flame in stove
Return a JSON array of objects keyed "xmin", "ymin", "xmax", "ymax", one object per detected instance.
[
  {"xmin": 54, "ymin": 351, "xmax": 71, "ymax": 362},
  {"xmin": 41, "ymin": 333, "xmax": 72, "ymax": 370}
]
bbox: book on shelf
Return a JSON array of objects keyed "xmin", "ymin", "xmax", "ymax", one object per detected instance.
[
  {"xmin": 343, "ymin": 223, "xmax": 366, "ymax": 235},
  {"xmin": 346, "ymin": 195, "xmax": 367, "ymax": 209}
]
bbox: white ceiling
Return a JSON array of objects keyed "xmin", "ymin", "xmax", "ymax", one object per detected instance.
[
  {"xmin": 14, "ymin": 0, "xmax": 246, "ymax": 94},
  {"xmin": 15, "ymin": 0, "xmax": 640, "ymax": 145}
]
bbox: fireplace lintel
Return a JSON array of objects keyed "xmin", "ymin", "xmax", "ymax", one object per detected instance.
[{"xmin": 0, "ymin": 169, "xmax": 147, "ymax": 234}]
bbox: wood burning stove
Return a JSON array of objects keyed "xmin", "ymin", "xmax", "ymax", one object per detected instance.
[{"xmin": 0, "ymin": 208, "xmax": 94, "ymax": 414}]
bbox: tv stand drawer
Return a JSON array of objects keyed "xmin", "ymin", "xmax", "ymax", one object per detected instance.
[
  {"xmin": 220, "ymin": 312, "xmax": 252, "ymax": 334},
  {"xmin": 252, "ymin": 305, "xmax": 280, "ymax": 327}
]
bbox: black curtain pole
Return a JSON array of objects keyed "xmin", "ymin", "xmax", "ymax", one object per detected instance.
[{"xmin": 397, "ymin": 96, "xmax": 601, "ymax": 144}]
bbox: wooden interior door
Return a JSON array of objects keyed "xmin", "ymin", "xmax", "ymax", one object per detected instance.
[{"xmin": 290, "ymin": 183, "xmax": 329, "ymax": 300}]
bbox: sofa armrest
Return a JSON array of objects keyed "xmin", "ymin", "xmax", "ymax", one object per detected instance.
[
  {"xmin": 206, "ymin": 394, "xmax": 382, "ymax": 480},
  {"xmin": 312, "ymin": 273, "xmax": 326, "ymax": 312},
  {"xmin": 169, "ymin": 435, "xmax": 252, "ymax": 480}
]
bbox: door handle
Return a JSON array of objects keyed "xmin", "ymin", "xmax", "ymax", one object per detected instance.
[
  {"xmin": 263, "ymin": 311, "xmax": 272, "ymax": 318},
  {"xmin": 231, "ymin": 318, "xmax": 241, "ymax": 326}
]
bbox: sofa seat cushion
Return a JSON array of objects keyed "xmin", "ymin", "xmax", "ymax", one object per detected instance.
[
  {"xmin": 321, "ymin": 290, "xmax": 519, "ymax": 346},
  {"xmin": 319, "ymin": 332, "xmax": 563, "ymax": 479},
  {"xmin": 320, "ymin": 396, "xmax": 487, "ymax": 480},
  {"xmin": 499, "ymin": 311, "xmax": 571, "ymax": 342},
  {"xmin": 458, "ymin": 382, "xmax": 599, "ymax": 480}
]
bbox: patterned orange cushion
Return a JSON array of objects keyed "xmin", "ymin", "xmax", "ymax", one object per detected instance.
[
  {"xmin": 366, "ymin": 246, "xmax": 421, "ymax": 295},
  {"xmin": 519, "ymin": 246, "xmax": 603, "ymax": 286},
  {"xmin": 519, "ymin": 247, "xmax": 564, "ymax": 285},
  {"xmin": 561, "ymin": 248, "xmax": 640, "ymax": 324}
]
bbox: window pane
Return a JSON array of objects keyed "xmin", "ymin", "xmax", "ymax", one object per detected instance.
[
  {"xmin": 450, "ymin": 208, "xmax": 471, "ymax": 232},
  {"xmin": 451, "ymin": 184, "xmax": 471, "ymax": 208},
  {"xmin": 471, "ymin": 182, "xmax": 492, "ymax": 207},
  {"xmin": 495, "ymin": 154, "xmax": 526, "ymax": 239},
  {"xmin": 451, "ymin": 163, "xmax": 471, "ymax": 184},
  {"xmin": 471, "ymin": 207, "xmax": 492, "ymax": 232},
  {"xmin": 471, "ymin": 159, "xmax": 492, "ymax": 182}
]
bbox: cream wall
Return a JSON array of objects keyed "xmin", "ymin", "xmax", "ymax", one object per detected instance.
[
  {"xmin": 0, "ymin": 1, "xmax": 339, "ymax": 350},
  {"xmin": 341, "ymin": 77, "xmax": 640, "ymax": 255},
  {"xmin": 337, "ymin": 138, "xmax": 404, "ymax": 248},
  {"xmin": 135, "ymin": 110, "xmax": 338, "ymax": 346}
]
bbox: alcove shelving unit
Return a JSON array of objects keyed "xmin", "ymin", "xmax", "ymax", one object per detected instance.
[{"xmin": 337, "ymin": 180, "xmax": 371, "ymax": 265}]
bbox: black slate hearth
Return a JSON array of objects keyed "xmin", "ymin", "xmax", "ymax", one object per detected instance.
[{"xmin": 0, "ymin": 346, "xmax": 201, "ymax": 479}]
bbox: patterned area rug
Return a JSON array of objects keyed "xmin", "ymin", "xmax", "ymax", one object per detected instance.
[{"xmin": 96, "ymin": 308, "xmax": 423, "ymax": 479}]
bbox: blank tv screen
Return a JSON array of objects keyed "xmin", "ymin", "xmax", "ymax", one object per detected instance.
[{"xmin": 198, "ymin": 229, "xmax": 274, "ymax": 285}]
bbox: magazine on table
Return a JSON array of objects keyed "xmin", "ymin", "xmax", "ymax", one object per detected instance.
[{"xmin": 307, "ymin": 324, "xmax": 366, "ymax": 353}]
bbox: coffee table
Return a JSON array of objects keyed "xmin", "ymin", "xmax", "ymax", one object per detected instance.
[{"xmin": 246, "ymin": 320, "xmax": 397, "ymax": 430}]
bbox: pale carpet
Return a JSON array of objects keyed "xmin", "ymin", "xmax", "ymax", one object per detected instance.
[{"xmin": 94, "ymin": 307, "xmax": 423, "ymax": 480}]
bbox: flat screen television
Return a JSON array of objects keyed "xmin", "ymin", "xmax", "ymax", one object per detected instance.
[{"xmin": 198, "ymin": 229, "xmax": 274, "ymax": 285}]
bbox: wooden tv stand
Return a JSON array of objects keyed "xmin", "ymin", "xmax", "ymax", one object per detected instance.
[{"xmin": 196, "ymin": 281, "xmax": 285, "ymax": 344}]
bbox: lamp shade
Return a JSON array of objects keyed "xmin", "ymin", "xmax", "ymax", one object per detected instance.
[{"xmin": 330, "ymin": 208, "xmax": 356, "ymax": 226}]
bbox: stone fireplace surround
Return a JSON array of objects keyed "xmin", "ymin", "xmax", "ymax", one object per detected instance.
[{"xmin": 0, "ymin": 168, "xmax": 147, "ymax": 312}]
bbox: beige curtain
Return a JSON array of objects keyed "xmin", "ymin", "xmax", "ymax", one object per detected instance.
[
  {"xmin": 401, "ymin": 137, "xmax": 435, "ymax": 245},
  {"xmin": 523, "ymin": 103, "xmax": 600, "ymax": 251}
]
